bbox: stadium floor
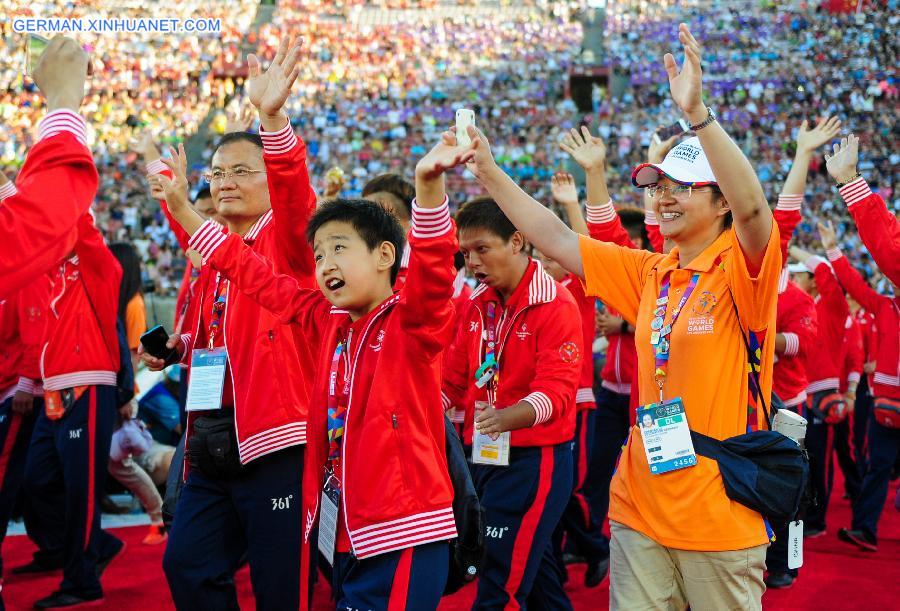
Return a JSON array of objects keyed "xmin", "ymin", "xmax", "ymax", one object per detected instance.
[{"xmin": 3, "ymin": 471, "xmax": 897, "ymax": 610}]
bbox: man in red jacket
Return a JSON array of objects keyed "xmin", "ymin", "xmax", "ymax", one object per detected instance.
[
  {"xmin": 835, "ymin": 314, "xmax": 864, "ymax": 500},
  {"xmin": 0, "ymin": 37, "xmax": 98, "ymax": 299},
  {"xmin": 158, "ymin": 127, "xmax": 471, "ymax": 609},
  {"xmin": 0, "ymin": 276, "xmax": 52, "ymax": 603},
  {"xmin": 143, "ymin": 38, "xmax": 319, "ymax": 610},
  {"xmin": 820, "ymin": 222, "xmax": 900, "ymax": 553},
  {"xmin": 443, "ymin": 198, "xmax": 579, "ymax": 610},
  {"xmin": 825, "ymin": 135, "xmax": 900, "ymax": 286},
  {"xmin": 789, "ymin": 246, "xmax": 851, "ymax": 539}
]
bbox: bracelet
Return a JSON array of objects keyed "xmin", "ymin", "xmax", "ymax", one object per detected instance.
[
  {"xmin": 689, "ymin": 107, "xmax": 717, "ymax": 131},
  {"xmin": 835, "ymin": 173, "xmax": 861, "ymax": 188}
]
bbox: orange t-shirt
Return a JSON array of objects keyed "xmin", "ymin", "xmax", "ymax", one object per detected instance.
[
  {"xmin": 579, "ymin": 225, "xmax": 781, "ymax": 551},
  {"xmin": 124, "ymin": 293, "xmax": 147, "ymax": 351}
]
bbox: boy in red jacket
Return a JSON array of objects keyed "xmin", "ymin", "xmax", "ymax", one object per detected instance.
[
  {"xmin": 443, "ymin": 198, "xmax": 580, "ymax": 610},
  {"xmin": 161, "ymin": 129, "xmax": 472, "ymax": 608}
]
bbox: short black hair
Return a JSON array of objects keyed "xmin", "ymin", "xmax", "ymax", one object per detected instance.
[
  {"xmin": 617, "ymin": 207, "xmax": 650, "ymax": 250},
  {"xmin": 455, "ymin": 196, "xmax": 518, "ymax": 242},
  {"xmin": 214, "ymin": 132, "xmax": 263, "ymax": 156},
  {"xmin": 362, "ymin": 173, "xmax": 415, "ymax": 221},
  {"xmin": 710, "ymin": 185, "xmax": 733, "ymax": 229},
  {"xmin": 193, "ymin": 186, "xmax": 211, "ymax": 203},
  {"xmin": 306, "ymin": 198, "xmax": 406, "ymax": 284}
]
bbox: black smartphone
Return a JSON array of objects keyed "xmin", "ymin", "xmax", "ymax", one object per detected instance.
[
  {"xmin": 653, "ymin": 119, "xmax": 690, "ymax": 145},
  {"xmin": 140, "ymin": 325, "xmax": 179, "ymax": 365}
]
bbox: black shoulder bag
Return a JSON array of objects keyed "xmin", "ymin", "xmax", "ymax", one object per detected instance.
[{"xmin": 688, "ymin": 286, "xmax": 812, "ymax": 525}]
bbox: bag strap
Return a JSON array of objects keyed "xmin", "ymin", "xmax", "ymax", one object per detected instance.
[{"xmin": 724, "ymin": 281, "xmax": 773, "ymax": 430}]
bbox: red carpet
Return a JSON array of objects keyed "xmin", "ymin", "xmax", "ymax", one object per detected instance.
[{"xmin": 4, "ymin": 478, "xmax": 898, "ymax": 609}]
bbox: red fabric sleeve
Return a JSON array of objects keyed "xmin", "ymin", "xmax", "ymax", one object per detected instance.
[
  {"xmin": 773, "ymin": 194, "xmax": 802, "ymax": 265},
  {"xmin": 260, "ymin": 124, "xmax": 318, "ymax": 283},
  {"xmin": 843, "ymin": 317, "xmax": 864, "ymax": 384},
  {"xmin": 145, "ymin": 161, "xmax": 191, "ymax": 252},
  {"xmin": 585, "ymin": 202, "xmax": 637, "ymax": 248},
  {"xmin": 830, "ymin": 253, "xmax": 883, "ymax": 314},
  {"xmin": 0, "ymin": 134, "xmax": 98, "ymax": 298},
  {"xmin": 842, "ymin": 179, "xmax": 900, "ymax": 286}
]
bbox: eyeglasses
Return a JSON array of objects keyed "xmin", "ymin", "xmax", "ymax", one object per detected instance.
[
  {"xmin": 646, "ymin": 184, "xmax": 711, "ymax": 201},
  {"xmin": 202, "ymin": 168, "xmax": 267, "ymax": 184}
]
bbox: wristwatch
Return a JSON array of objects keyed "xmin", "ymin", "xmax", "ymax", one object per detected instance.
[{"xmin": 689, "ymin": 107, "xmax": 717, "ymax": 131}]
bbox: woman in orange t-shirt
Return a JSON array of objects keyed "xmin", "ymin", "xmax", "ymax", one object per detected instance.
[{"xmin": 463, "ymin": 24, "xmax": 781, "ymax": 611}]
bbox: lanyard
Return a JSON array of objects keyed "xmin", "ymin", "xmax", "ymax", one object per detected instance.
[
  {"xmin": 207, "ymin": 273, "xmax": 228, "ymax": 350},
  {"xmin": 475, "ymin": 302, "xmax": 502, "ymax": 405},
  {"xmin": 651, "ymin": 271, "xmax": 701, "ymax": 401},
  {"xmin": 175, "ymin": 265, "xmax": 201, "ymax": 335},
  {"xmin": 326, "ymin": 336, "xmax": 350, "ymax": 472}
]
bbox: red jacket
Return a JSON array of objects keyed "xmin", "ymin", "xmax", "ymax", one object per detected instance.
[
  {"xmin": 178, "ymin": 124, "xmax": 319, "ymax": 464},
  {"xmin": 840, "ymin": 177, "xmax": 900, "ymax": 286},
  {"xmin": 586, "ymin": 201, "xmax": 637, "ymax": 395},
  {"xmin": 560, "ymin": 274, "xmax": 597, "ymax": 410},
  {"xmin": 829, "ymin": 251, "xmax": 900, "ymax": 400},
  {"xmin": 840, "ymin": 314, "xmax": 864, "ymax": 393},
  {"xmin": 190, "ymin": 201, "xmax": 458, "ymax": 564},
  {"xmin": 773, "ymin": 281, "xmax": 817, "ymax": 408},
  {"xmin": 774, "ymin": 194, "xmax": 803, "ymax": 266},
  {"xmin": 643, "ymin": 210, "xmax": 664, "ymax": 253},
  {"xmin": 41, "ymin": 214, "xmax": 122, "ymax": 391},
  {"xmin": 0, "ymin": 112, "xmax": 97, "ymax": 299},
  {"xmin": 804, "ymin": 257, "xmax": 849, "ymax": 394},
  {"xmin": 443, "ymin": 259, "xmax": 581, "ymax": 447},
  {"xmin": 0, "ymin": 276, "xmax": 51, "ymax": 402},
  {"xmin": 855, "ymin": 308, "xmax": 878, "ymax": 387}
]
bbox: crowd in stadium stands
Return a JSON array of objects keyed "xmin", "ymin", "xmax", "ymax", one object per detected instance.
[{"xmin": 1, "ymin": 1, "xmax": 894, "ymax": 296}]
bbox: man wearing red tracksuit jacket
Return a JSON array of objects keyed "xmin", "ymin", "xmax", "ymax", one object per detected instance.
[
  {"xmin": 23, "ymin": 190, "xmax": 125, "ymax": 607},
  {"xmin": 443, "ymin": 198, "xmax": 580, "ymax": 610},
  {"xmin": 827, "ymin": 246, "xmax": 900, "ymax": 552},
  {"xmin": 147, "ymin": 114, "xmax": 318, "ymax": 608},
  {"xmin": 0, "ymin": 273, "xmax": 52, "ymax": 595},
  {"xmin": 169, "ymin": 146, "xmax": 462, "ymax": 607},
  {"xmin": 790, "ymin": 250, "xmax": 850, "ymax": 538},
  {"xmin": 834, "ymin": 315, "xmax": 864, "ymax": 501}
]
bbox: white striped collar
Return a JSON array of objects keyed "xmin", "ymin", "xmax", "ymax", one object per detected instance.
[
  {"xmin": 243, "ymin": 209, "xmax": 273, "ymax": 242},
  {"xmin": 469, "ymin": 259, "xmax": 557, "ymax": 306}
]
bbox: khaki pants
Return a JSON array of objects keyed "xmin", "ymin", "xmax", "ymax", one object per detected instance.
[{"xmin": 609, "ymin": 521, "xmax": 766, "ymax": 611}]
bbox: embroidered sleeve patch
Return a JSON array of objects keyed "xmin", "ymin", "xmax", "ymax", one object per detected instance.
[{"xmin": 559, "ymin": 341, "xmax": 580, "ymax": 363}]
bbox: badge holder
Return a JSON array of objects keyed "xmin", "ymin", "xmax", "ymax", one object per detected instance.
[
  {"xmin": 472, "ymin": 400, "xmax": 510, "ymax": 466},
  {"xmin": 185, "ymin": 347, "xmax": 228, "ymax": 412},
  {"xmin": 637, "ymin": 398, "xmax": 697, "ymax": 474},
  {"xmin": 318, "ymin": 471, "xmax": 341, "ymax": 566},
  {"xmin": 787, "ymin": 520, "xmax": 804, "ymax": 569}
]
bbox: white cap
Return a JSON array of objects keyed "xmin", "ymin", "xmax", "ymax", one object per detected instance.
[
  {"xmin": 632, "ymin": 137, "xmax": 717, "ymax": 187},
  {"xmin": 787, "ymin": 263, "xmax": 810, "ymax": 274}
]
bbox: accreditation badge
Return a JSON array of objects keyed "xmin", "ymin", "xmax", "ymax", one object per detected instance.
[
  {"xmin": 185, "ymin": 348, "xmax": 228, "ymax": 412},
  {"xmin": 471, "ymin": 400, "xmax": 510, "ymax": 466},
  {"xmin": 318, "ymin": 472, "xmax": 341, "ymax": 566},
  {"xmin": 637, "ymin": 398, "xmax": 697, "ymax": 474}
]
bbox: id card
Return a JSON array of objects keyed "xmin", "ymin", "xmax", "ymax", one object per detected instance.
[
  {"xmin": 637, "ymin": 398, "xmax": 697, "ymax": 474},
  {"xmin": 472, "ymin": 430, "xmax": 510, "ymax": 466},
  {"xmin": 318, "ymin": 476, "xmax": 340, "ymax": 566},
  {"xmin": 787, "ymin": 520, "xmax": 804, "ymax": 569},
  {"xmin": 185, "ymin": 348, "xmax": 228, "ymax": 412}
]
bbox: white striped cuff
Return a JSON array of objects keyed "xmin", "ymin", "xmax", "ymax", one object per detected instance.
[
  {"xmin": 807, "ymin": 378, "xmax": 840, "ymax": 394},
  {"xmin": 826, "ymin": 248, "xmax": 843, "ymax": 262},
  {"xmin": 16, "ymin": 377, "xmax": 37, "ymax": 394},
  {"xmin": 585, "ymin": 200, "xmax": 616, "ymax": 224},
  {"xmin": 778, "ymin": 267, "xmax": 789, "ymax": 294},
  {"xmin": 782, "ymin": 332, "xmax": 800, "ymax": 357},
  {"xmin": 259, "ymin": 121, "xmax": 298, "ymax": 155},
  {"xmin": 188, "ymin": 220, "xmax": 229, "ymax": 260},
  {"xmin": 0, "ymin": 182, "xmax": 17, "ymax": 200},
  {"xmin": 441, "ymin": 391, "xmax": 452, "ymax": 411},
  {"xmin": 576, "ymin": 388, "xmax": 595, "ymax": 404},
  {"xmin": 873, "ymin": 372, "xmax": 900, "ymax": 387},
  {"xmin": 776, "ymin": 194, "xmax": 804, "ymax": 211},
  {"xmin": 523, "ymin": 391, "xmax": 553, "ymax": 426},
  {"xmin": 644, "ymin": 210, "xmax": 659, "ymax": 226},
  {"xmin": 848, "ymin": 372, "xmax": 861, "ymax": 385},
  {"xmin": 43, "ymin": 370, "xmax": 116, "ymax": 392},
  {"xmin": 38, "ymin": 110, "xmax": 87, "ymax": 146},
  {"xmin": 180, "ymin": 334, "xmax": 192, "ymax": 363},
  {"xmin": 839, "ymin": 177, "xmax": 871, "ymax": 207},
  {"xmin": 410, "ymin": 196, "xmax": 452, "ymax": 238},
  {"xmin": 145, "ymin": 159, "xmax": 168, "ymax": 176},
  {"xmin": 803, "ymin": 256, "xmax": 827, "ymax": 274}
]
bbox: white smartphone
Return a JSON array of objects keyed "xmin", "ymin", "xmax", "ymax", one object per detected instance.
[{"xmin": 455, "ymin": 108, "xmax": 476, "ymax": 147}]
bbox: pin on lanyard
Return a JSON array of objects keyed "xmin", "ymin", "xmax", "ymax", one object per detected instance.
[
  {"xmin": 327, "ymin": 338, "xmax": 350, "ymax": 469},
  {"xmin": 651, "ymin": 271, "xmax": 701, "ymax": 402},
  {"xmin": 207, "ymin": 273, "xmax": 228, "ymax": 350},
  {"xmin": 475, "ymin": 302, "xmax": 501, "ymax": 404}
]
